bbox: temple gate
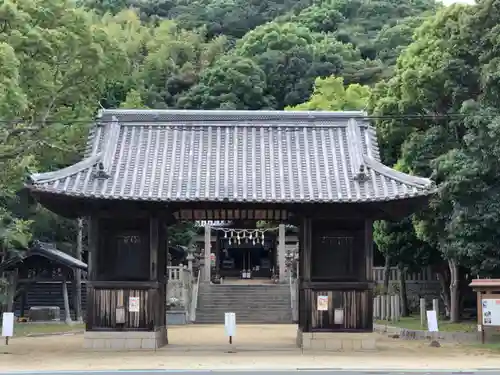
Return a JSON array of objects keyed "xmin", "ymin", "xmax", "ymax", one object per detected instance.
[{"xmin": 26, "ymin": 109, "xmax": 434, "ymax": 350}]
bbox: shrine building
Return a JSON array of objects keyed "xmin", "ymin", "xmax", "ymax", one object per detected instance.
[{"xmin": 26, "ymin": 109, "xmax": 435, "ymax": 350}]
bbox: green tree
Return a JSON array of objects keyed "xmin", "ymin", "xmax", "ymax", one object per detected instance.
[
  {"xmin": 0, "ymin": 0, "xmax": 129, "ymax": 309},
  {"xmin": 178, "ymin": 55, "xmax": 272, "ymax": 109},
  {"xmin": 368, "ymin": 2, "xmax": 500, "ymax": 321},
  {"xmin": 374, "ymin": 218, "xmax": 436, "ymax": 316},
  {"xmin": 288, "ymin": 76, "xmax": 370, "ymax": 111}
]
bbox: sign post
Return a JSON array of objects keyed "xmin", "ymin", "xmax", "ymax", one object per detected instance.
[
  {"xmin": 469, "ymin": 280, "xmax": 500, "ymax": 344},
  {"xmin": 2, "ymin": 312, "xmax": 14, "ymax": 346},
  {"xmin": 480, "ymin": 297, "xmax": 500, "ymax": 343},
  {"xmin": 426, "ymin": 310, "xmax": 439, "ymax": 347},
  {"xmin": 426, "ymin": 310, "xmax": 439, "ymax": 332},
  {"xmin": 224, "ymin": 312, "xmax": 236, "ymax": 351}
]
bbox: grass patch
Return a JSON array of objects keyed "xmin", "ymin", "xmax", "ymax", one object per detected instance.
[
  {"xmin": 13, "ymin": 322, "xmax": 85, "ymax": 337},
  {"xmin": 469, "ymin": 342, "xmax": 500, "ymax": 351},
  {"xmin": 375, "ymin": 316, "xmax": 477, "ymax": 332}
]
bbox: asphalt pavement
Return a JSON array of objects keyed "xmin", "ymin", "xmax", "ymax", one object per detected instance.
[{"xmin": 0, "ymin": 370, "xmax": 498, "ymax": 375}]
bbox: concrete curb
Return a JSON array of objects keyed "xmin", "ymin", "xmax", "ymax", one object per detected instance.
[
  {"xmin": 373, "ymin": 323, "xmax": 479, "ymax": 343},
  {"xmin": 23, "ymin": 330, "xmax": 85, "ymax": 338}
]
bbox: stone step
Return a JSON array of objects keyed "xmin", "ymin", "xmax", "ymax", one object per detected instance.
[
  {"xmin": 199, "ymin": 301, "xmax": 290, "ymax": 305},
  {"xmin": 195, "ymin": 315, "xmax": 292, "ymax": 323},
  {"xmin": 199, "ymin": 290, "xmax": 290, "ymax": 294},
  {"xmin": 195, "ymin": 318, "xmax": 293, "ymax": 323},
  {"xmin": 196, "ymin": 282, "xmax": 292, "ymax": 324},
  {"xmin": 196, "ymin": 316, "xmax": 293, "ymax": 321},
  {"xmin": 200, "ymin": 302, "xmax": 291, "ymax": 311},
  {"xmin": 196, "ymin": 311, "xmax": 293, "ymax": 316}
]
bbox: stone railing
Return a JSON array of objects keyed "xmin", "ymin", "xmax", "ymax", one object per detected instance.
[{"xmin": 167, "ymin": 265, "xmax": 193, "ymax": 308}]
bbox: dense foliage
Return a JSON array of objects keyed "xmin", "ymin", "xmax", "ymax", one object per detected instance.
[{"xmin": 4, "ymin": 0, "xmax": 500, "ymax": 322}]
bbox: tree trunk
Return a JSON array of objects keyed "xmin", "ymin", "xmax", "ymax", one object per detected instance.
[
  {"xmin": 449, "ymin": 258, "xmax": 460, "ymax": 323},
  {"xmin": 62, "ymin": 277, "xmax": 73, "ymax": 325},
  {"xmin": 398, "ymin": 264, "xmax": 410, "ymax": 317},
  {"xmin": 433, "ymin": 262, "xmax": 451, "ymax": 318},
  {"xmin": 383, "ymin": 255, "xmax": 391, "ymax": 294},
  {"xmin": 5, "ymin": 270, "xmax": 18, "ymax": 313},
  {"xmin": 74, "ymin": 218, "xmax": 83, "ymax": 323}
]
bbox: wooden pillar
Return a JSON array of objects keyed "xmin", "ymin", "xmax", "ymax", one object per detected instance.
[
  {"xmin": 215, "ymin": 230, "xmax": 221, "ymax": 277},
  {"xmin": 150, "ymin": 216, "xmax": 159, "ymax": 281},
  {"xmin": 365, "ymin": 219, "xmax": 373, "ymax": 281},
  {"xmin": 203, "ymin": 223, "xmax": 211, "ymax": 282},
  {"xmin": 298, "ymin": 216, "xmax": 312, "ymax": 333},
  {"xmin": 278, "ymin": 224, "xmax": 286, "ymax": 282},
  {"xmin": 158, "ymin": 219, "xmax": 168, "ymax": 328},
  {"xmin": 87, "ymin": 216, "xmax": 99, "ymax": 281},
  {"xmin": 85, "ymin": 216, "xmax": 99, "ymax": 331},
  {"xmin": 74, "ymin": 218, "xmax": 83, "ymax": 323}
]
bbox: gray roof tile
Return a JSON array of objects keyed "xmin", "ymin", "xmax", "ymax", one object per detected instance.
[{"xmin": 28, "ymin": 110, "xmax": 435, "ymax": 203}]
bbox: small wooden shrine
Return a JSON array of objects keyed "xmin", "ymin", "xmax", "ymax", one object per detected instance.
[
  {"xmin": 26, "ymin": 109, "xmax": 435, "ymax": 350},
  {"xmin": 0, "ymin": 241, "xmax": 87, "ymax": 319}
]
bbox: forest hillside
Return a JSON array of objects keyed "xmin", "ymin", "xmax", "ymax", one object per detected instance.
[{"xmin": 3, "ymin": 0, "xmax": 500, "ymax": 321}]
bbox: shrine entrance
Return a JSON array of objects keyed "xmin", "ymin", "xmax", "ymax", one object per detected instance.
[
  {"xmin": 213, "ymin": 226, "xmax": 277, "ymax": 280},
  {"xmin": 27, "ymin": 109, "xmax": 435, "ymax": 351}
]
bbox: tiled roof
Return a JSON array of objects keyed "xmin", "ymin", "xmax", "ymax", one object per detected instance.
[
  {"xmin": 27, "ymin": 110, "xmax": 435, "ymax": 203},
  {"xmin": 0, "ymin": 241, "xmax": 87, "ymax": 272}
]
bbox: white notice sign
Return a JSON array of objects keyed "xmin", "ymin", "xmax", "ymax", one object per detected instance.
[
  {"xmin": 2, "ymin": 312, "xmax": 14, "ymax": 337},
  {"xmin": 426, "ymin": 310, "xmax": 439, "ymax": 332},
  {"xmin": 334, "ymin": 309, "xmax": 344, "ymax": 324},
  {"xmin": 482, "ymin": 298, "xmax": 500, "ymax": 326},
  {"xmin": 225, "ymin": 312, "xmax": 236, "ymax": 337},
  {"xmin": 129, "ymin": 297, "xmax": 140, "ymax": 313},
  {"xmin": 317, "ymin": 295, "xmax": 328, "ymax": 311}
]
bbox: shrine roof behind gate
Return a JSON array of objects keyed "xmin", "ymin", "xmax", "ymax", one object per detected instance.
[{"xmin": 27, "ymin": 109, "xmax": 435, "ymax": 204}]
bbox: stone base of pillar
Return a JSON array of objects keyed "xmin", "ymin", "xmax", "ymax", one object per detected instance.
[
  {"xmin": 296, "ymin": 328, "xmax": 377, "ymax": 351},
  {"xmin": 84, "ymin": 327, "xmax": 168, "ymax": 350}
]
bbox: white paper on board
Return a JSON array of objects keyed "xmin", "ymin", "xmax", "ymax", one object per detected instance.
[
  {"xmin": 224, "ymin": 312, "xmax": 236, "ymax": 337},
  {"xmin": 317, "ymin": 295, "xmax": 328, "ymax": 311},
  {"xmin": 129, "ymin": 297, "xmax": 140, "ymax": 313},
  {"xmin": 426, "ymin": 310, "xmax": 439, "ymax": 332},
  {"xmin": 481, "ymin": 298, "xmax": 500, "ymax": 326},
  {"xmin": 2, "ymin": 312, "xmax": 14, "ymax": 337},
  {"xmin": 334, "ymin": 309, "xmax": 344, "ymax": 324}
]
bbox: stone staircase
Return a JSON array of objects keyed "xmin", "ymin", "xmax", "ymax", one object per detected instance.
[{"xmin": 195, "ymin": 283, "xmax": 293, "ymax": 324}]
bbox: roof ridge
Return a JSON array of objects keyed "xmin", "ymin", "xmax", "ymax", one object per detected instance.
[
  {"xmin": 101, "ymin": 116, "xmax": 121, "ymax": 176},
  {"xmin": 96, "ymin": 121, "xmax": 370, "ymax": 128},
  {"xmin": 362, "ymin": 155, "xmax": 434, "ymax": 189},
  {"xmin": 346, "ymin": 118, "xmax": 369, "ymax": 181},
  {"xmin": 28, "ymin": 153, "xmax": 103, "ymax": 184},
  {"xmin": 99, "ymin": 109, "xmax": 367, "ymax": 118}
]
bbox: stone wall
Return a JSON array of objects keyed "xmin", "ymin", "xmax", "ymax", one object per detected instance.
[{"xmin": 84, "ymin": 328, "xmax": 168, "ymax": 350}]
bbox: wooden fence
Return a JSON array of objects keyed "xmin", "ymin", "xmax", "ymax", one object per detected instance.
[{"xmin": 372, "ymin": 267, "xmax": 436, "ymax": 283}]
